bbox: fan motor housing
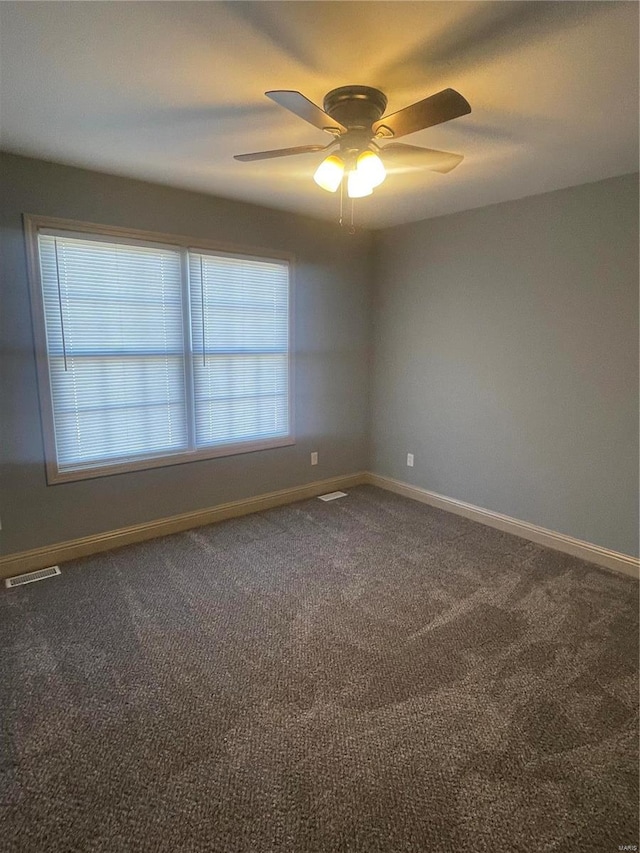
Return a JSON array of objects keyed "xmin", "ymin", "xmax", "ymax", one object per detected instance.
[{"xmin": 323, "ymin": 86, "xmax": 388, "ymax": 130}]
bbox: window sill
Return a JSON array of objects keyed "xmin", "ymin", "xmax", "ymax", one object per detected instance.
[{"xmin": 46, "ymin": 436, "xmax": 296, "ymax": 485}]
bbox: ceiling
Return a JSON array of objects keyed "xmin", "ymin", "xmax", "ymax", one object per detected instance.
[{"xmin": 0, "ymin": 1, "xmax": 638, "ymax": 228}]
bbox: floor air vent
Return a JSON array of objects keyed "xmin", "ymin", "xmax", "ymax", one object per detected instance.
[
  {"xmin": 318, "ymin": 491, "xmax": 348, "ymax": 502},
  {"xmin": 5, "ymin": 566, "xmax": 61, "ymax": 588}
]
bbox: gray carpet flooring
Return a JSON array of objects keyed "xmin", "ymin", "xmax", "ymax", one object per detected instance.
[{"xmin": 1, "ymin": 485, "xmax": 638, "ymax": 852}]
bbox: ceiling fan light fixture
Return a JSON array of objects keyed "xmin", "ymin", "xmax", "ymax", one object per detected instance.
[
  {"xmin": 313, "ymin": 154, "xmax": 344, "ymax": 192},
  {"xmin": 356, "ymin": 150, "xmax": 386, "ymax": 188},
  {"xmin": 235, "ymin": 85, "xmax": 471, "ymax": 227},
  {"xmin": 347, "ymin": 169, "xmax": 373, "ymax": 199}
]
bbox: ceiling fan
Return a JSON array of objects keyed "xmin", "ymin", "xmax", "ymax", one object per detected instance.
[{"xmin": 234, "ymin": 85, "xmax": 471, "ymax": 199}]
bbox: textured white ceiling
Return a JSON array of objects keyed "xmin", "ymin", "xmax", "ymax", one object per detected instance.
[{"xmin": 0, "ymin": 1, "xmax": 638, "ymax": 227}]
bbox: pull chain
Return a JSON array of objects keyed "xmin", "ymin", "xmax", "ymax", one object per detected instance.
[
  {"xmin": 53, "ymin": 238, "xmax": 68, "ymax": 371},
  {"xmin": 200, "ymin": 256, "xmax": 206, "ymax": 366}
]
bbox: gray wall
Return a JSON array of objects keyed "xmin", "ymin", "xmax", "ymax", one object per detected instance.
[
  {"xmin": 2, "ymin": 154, "xmax": 637, "ymax": 560},
  {"xmin": 0, "ymin": 152, "xmax": 373, "ymax": 555},
  {"xmin": 372, "ymin": 173, "xmax": 639, "ymax": 557}
]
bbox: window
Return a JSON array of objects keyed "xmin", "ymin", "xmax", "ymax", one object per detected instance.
[
  {"xmin": 188, "ymin": 251, "xmax": 290, "ymax": 449},
  {"xmin": 26, "ymin": 217, "xmax": 293, "ymax": 483}
]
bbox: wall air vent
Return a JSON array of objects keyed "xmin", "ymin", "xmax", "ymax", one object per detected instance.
[{"xmin": 5, "ymin": 565, "xmax": 61, "ymax": 588}]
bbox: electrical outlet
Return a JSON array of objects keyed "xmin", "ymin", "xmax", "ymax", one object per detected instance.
[
  {"xmin": 311, "ymin": 451, "xmax": 318, "ymax": 466},
  {"xmin": 406, "ymin": 453, "xmax": 414, "ymax": 467}
]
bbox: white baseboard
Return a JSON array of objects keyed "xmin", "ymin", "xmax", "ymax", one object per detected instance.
[
  {"xmin": 2, "ymin": 470, "xmax": 637, "ymax": 582},
  {"xmin": 0, "ymin": 472, "xmax": 367, "ymax": 580},
  {"xmin": 364, "ymin": 473, "xmax": 639, "ymax": 579}
]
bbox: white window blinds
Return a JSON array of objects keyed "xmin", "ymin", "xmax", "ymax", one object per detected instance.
[
  {"xmin": 39, "ymin": 233, "xmax": 188, "ymax": 470},
  {"xmin": 34, "ymin": 226, "xmax": 292, "ymax": 480},
  {"xmin": 188, "ymin": 252, "xmax": 290, "ymax": 447}
]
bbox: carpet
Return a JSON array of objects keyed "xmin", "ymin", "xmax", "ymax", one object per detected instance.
[{"xmin": 1, "ymin": 485, "xmax": 638, "ymax": 852}]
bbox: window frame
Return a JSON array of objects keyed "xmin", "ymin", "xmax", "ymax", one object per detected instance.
[{"xmin": 24, "ymin": 214, "xmax": 296, "ymax": 485}]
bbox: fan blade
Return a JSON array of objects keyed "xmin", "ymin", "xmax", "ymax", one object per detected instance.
[
  {"xmin": 380, "ymin": 143, "xmax": 464, "ymax": 174},
  {"xmin": 373, "ymin": 88, "xmax": 471, "ymax": 139},
  {"xmin": 265, "ymin": 90, "xmax": 346, "ymax": 134},
  {"xmin": 234, "ymin": 144, "xmax": 332, "ymax": 162}
]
